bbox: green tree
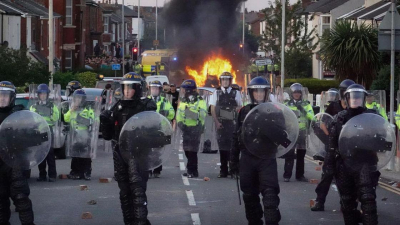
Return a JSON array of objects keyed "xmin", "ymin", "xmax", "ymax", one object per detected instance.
[
  {"xmin": 319, "ymin": 20, "xmax": 381, "ymax": 88},
  {"xmin": 0, "ymin": 47, "xmax": 50, "ymax": 86},
  {"xmin": 261, "ymin": 0, "xmax": 317, "ymax": 77}
]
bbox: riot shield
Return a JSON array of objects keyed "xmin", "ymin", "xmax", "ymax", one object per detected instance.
[
  {"xmin": 241, "ymin": 102, "xmax": 299, "ymax": 159},
  {"xmin": 67, "ymin": 96, "xmax": 101, "ymax": 159},
  {"xmin": 0, "ymin": 111, "xmax": 51, "ymax": 170},
  {"xmin": 366, "ymin": 90, "xmax": 387, "ymax": 120},
  {"xmin": 306, "ymin": 113, "xmax": 334, "ymax": 161},
  {"xmin": 339, "ymin": 113, "xmax": 395, "ymax": 172},
  {"xmin": 28, "ymin": 84, "xmax": 63, "ymax": 149},
  {"xmin": 284, "ymin": 86, "xmax": 309, "ymax": 102},
  {"xmin": 319, "ymin": 90, "xmax": 340, "ymax": 113},
  {"xmin": 119, "ymin": 111, "xmax": 173, "ymax": 170},
  {"xmin": 198, "ymin": 88, "xmax": 219, "ymax": 152}
]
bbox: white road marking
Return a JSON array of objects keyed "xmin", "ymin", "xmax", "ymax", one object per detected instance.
[
  {"xmin": 182, "ymin": 175, "xmax": 190, "ymax": 186},
  {"xmin": 186, "ymin": 190, "xmax": 196, "ymax": 206},
  {"xmin": 179, "ymin": 154, "xmax": 184, "ymax": 160},
  {"xmin": 217, "ymin": 163, "xmax": 221, "ymax": 166},
  {"xmin": 180, "ymin": 162, "xmax": 186, "ymax": 171},
  {"xmin": 191, "ymin": 213, "xmax": 201, "ymax": 225}
]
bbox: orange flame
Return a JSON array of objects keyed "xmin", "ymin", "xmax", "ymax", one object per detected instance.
[{"xmin": 185, "ymin": 53, "xmax": 236, "ymax": 87}]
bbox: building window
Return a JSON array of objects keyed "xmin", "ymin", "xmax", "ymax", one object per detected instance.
[
  {"xmin": 322, "ymin": 16, "xmax": 330, "ymax": 24},
  {"xmin": 112, "ymin": 24, "xmax": 116, "ymax": 42},
  {"xmin": 104, "ymin": 17, "xmax": 109, "ymax": 33},
  {"xmin": 66, "ymin": 0, "xmax": 73, "ymax": 25},
  {"xmin": 65, "ymin": 50, "xmax": 72, "ymax": 70}
]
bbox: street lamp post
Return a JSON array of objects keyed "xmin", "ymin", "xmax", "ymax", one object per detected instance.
[
  {"xmin": 49, "ymin": 0, "xmax": 54, "ymax": 87},
  {"xmin": 122, "ymin": 0, "xmax": 125, "ymax": 75},
  {"xmin": 281, "ymin": 0, "xmax": 285, "ymax": 88}
]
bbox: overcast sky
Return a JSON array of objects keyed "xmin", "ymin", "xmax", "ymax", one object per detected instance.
[{"xmin": 118, "ymin": 0, "xmax": 299, "ymax": 12}]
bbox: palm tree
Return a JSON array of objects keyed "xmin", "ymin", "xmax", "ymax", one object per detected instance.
[{"xmin": 320, "ymin": 20, "xmax": 381, "ymax": 88}]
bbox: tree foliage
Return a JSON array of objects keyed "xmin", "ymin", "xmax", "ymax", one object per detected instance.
[
  {"xmin": 319, "ymin": 20, "xmax": 381, "ymax": 88},
  {"xmin": 261, "ymin": 0, "xmax": 317, "ymax": 77},
  {"xmin": 0, "ymin": 47, "xmax": 50, "ymax": 86}
]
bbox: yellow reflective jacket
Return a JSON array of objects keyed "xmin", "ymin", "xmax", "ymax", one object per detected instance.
[
  {"xmin": 148, "ymin": 96, "xmax": 175, "ymax": 121},
  {"xmin": 30, "ymin": 103, "xmax": 60, "ymax": 127},
  {"xmin": 176, "ymin": 97, "xmax": 207, "ymax": 127},
  {"xmin": 64, "ymin": 107, "xmax": 95, "ymax": 130}
]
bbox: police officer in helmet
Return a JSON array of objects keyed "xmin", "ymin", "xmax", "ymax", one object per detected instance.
[
  {"xmin": 100, "ymin": 72, "xmax": 156, "ymax": 225},
  {"xmin": 230, "ymin": 77, "xmax": 281, "ymax": 225},
  {"xmin": 326, "ymin": 84, "xmax": 381, "ymax": 224},
  {"xmin": 65, "ymin": 81, "xmax": 82, "ymax": 98},
  {"xmin": 311, "ymin": 79, "xmax": 355, "ymax": 211},
  {"xmin": 0, "ymin": 81, "xmax": 35, "ymax": 225},
  {"xmin": 30, "ymin": 84, "xmax": 60, "ymax": 182}
]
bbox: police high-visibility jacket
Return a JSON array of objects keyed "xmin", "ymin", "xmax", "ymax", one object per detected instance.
[
  {"xmin": 395, "ymin": 106, "xmax": 400, "ymax": 128},
  {"xmin": 176, "ymin": 96, "xmax": 207, "ymax": 127},
  {"xmin": 64, "ymin": 107, "xmax": 95, "ymax": 130},
  {"xmin": 30, "ymin": 103, "xmax": 60, "ymax": 127},
  {"xmin": 285, "ymin": 100, "xmax": 314, "ymax": 130},
  {"xmin": 148, "ymin": 96, "xmax": 175, "ymax": 121},
  {"xmin": 366, "ymin": 102, "xmax": 388, "ymax": 121}
]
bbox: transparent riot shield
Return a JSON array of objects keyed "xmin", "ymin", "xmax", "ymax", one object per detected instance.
[
  {"xmin": 198, "ymin": 88, "xmax": 219, "ymax": 152},
  {"xmin": 241, "ymin": 102, "xmax": 299, "ymax": 159},
  {"xmin": 366, "ymin": 90, "xmax": 387, "ymax": 120},
  {"xmin": 67, "ymin": 96, "xmax": 101, "ymax": 159},
  {"xmin": 339, "ymin": 113, "xmax": 396, "ymax": 172},
  {"xmin": 28, "ymin": 84, "xmax": 63, "ymax": 149},
  {"xmin": 306, "ymin": 113, "xmax": 334, "ymax": 161},
  {"xmin": 119, "ymin": 111, "xmax": 173, "ymax": 170},
  {"xmin": 284, "ymin": 86, "xmax": 310, "ymax": 102},
  {"xmin": 0, "ymin": 111, "xmax": 51, "ymax": 170},
  {"xmin": 320, "ymin": 90, "xmax": 340, "ymax": 113}
]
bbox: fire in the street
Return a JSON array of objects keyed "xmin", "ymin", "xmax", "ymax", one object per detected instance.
[{"xmin": 185, "ymin": 53, "xmax": 236, "ymax": 87}]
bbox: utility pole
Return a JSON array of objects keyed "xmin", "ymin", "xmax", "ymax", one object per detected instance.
[
  {"xmin": 388, "ymin": 0, "xmax": 396, "ymax": 170},
  {"xmin": 156, "ymin": 0, "xmax": 158, "ymax": 49},
  {"xmin": 242, "ymin": 1, "xmax": 245, "ymax": 54},
  {"xmin": 280, "ymin": 0, "xmax": 285, "ymax": 88},
  {"xmin": 138, "ymin": 0, "xmax": 141, "ymax": 56},
  {"xmin": 49, "ymin": 0, "xmax": 54, "ymax": 87},
  {"xmin": 122, "ymin": 0, "xmax": 125, "ymax": 75}
]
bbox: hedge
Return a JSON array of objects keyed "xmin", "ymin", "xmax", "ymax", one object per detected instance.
[{"xmin": 284, "ymin": 78, "xmax": 340, "ymax": 94}]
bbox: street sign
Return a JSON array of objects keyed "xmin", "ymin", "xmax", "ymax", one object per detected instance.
[
  {"xmin": 378, "ymin": 7, "xmax": 400, "ymax": 51},
  {"xmin": 112, "ymin": 64, "xmax": 121, "ymax": 71},
  {"xmin": 153, "ymin": 40, "xmax": 159, "ymax": 46},
  {"xmin": 255, "ymin": 60, "xmax": 268, "ymax": 66}
]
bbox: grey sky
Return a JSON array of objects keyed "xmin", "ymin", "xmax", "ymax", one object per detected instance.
[{"xmin": 118, "ymin": 0, "xmax": 299, "ymax": 11}]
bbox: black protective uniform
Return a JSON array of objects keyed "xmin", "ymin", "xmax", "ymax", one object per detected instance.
[
  {"xmin": 101, "ymin": 97, "xmax": 156, "ymax": 225},
  {"xmin": 326, "ymin": 107, "xmax": 380, "ymax": 225},
  {"xmin": 231, "ymin": 104, "xmax": 281, "ymax": 225},
  {"xmin": 314, "ymin": 100, "xmax": 344, "ymax": 206},
  {"xmin": 215, "ymin": 88, "xmax": 238, "ymax": 175},
  {"xmin": 0, "ymin": 106, "xmax": 35, "ymax": 225}
]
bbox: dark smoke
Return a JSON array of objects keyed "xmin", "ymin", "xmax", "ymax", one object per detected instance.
[{"xmin": 163, "ymin": 0, "xmax": 244, "ymax": 75}]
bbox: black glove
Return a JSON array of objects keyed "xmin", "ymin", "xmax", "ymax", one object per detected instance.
[
  {"xmin": 229, "ymin": 161, "xmax": 240, "ymax": 176},
  {"xmin": 100, "ymin": 110, "xmax": 113, "ymax": 124}
]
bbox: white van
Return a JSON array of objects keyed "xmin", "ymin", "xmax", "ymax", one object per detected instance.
[{"xmin": 145, "ymin": 75, "xmax": 170, "ymax": 86}]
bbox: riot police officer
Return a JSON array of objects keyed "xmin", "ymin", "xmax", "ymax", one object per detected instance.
[
  {"xmin": 176, "ymin": 80, "xmax": 207, "ymax": 178},
  {"xmin": 64, "ymin": 89, "xmax": 95, "ymax": 180},
  {"xmin": 100, "ymin": 73, "xmax": 156, "ymax": 225},
  {"xmin": 283, "ymin": 83, "xmax": 314, "ymax": 182},
  {"xmin": 0, "ymin": 81, "xmax": 35, "ymax": 225},
  {"xmin": 148, "ymin": 80, "xmax": 175, "ymax": 178},
  {"xmin": 65, "ymin": 81, "xmax": 82, "ymax": 98},
  {"xmin": 230, "ymin": 77, "xmax": 281, "ymax": 225},
  {"xmin": 311, "ymin": 79, "xmax": 354, "ymax": 211},
  {"xmin": 210, "ymin": 72, "xmax": 242, "ymax": 178},
  {"xmin": 326, "ymin": 84, "xmax": 382, "ymax": 224},
  {"xmin": 366, "ymin": 91, "xmax": 388, "ymax": 120},
  {"xmin": 30, "ymin": 84, "xmax": 60, "ymax": 182}
]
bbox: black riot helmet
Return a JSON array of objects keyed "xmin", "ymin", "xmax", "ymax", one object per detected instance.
[
  {"xmin": 326, "ymin": 88, "xmax": 339, "ymax": 103},
  {"xmin": 247, "ymin": 76, "xmax": 270, "ymax": 104},
  {"xmin": 219, "ymin": 72, "xmax": 233, "ymax": 88},
  {"xmin": 344, "ymin": 84, "xmax": 367, "ymax": 109},
  {"xmin": 289, "ymin": 83, "xmax": 303, "ymax": 100},
  {"xmin": 120, "ymin": 72, "xmax": 144, "ymax": 100},
  {"xmin": 339, "ymin": 79, "xmax": 355, "ymax": 99},
  {"xmin": 66, "ymin": 81, "xmax": 82, "ymax": 97},
  {"xmin": 0, "ymin": 81, "xmax": 16, "ymax": 109}
]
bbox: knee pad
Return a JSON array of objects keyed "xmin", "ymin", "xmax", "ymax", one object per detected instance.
[
  {"xmin": 262, "ymin": 188, "xmax": 280, "ymax": 209},
  {"xmin": 132, "ymin": 186, "xmax": 147, "ymax": 206},
  {"xmin": 360, "ymin": 190, "xmax": 377, "ymax": 214}
]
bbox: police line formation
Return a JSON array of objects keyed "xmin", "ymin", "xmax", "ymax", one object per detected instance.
[{"xmin": 0, "ymin": 72, "xmax": 396, "ymax": 225}]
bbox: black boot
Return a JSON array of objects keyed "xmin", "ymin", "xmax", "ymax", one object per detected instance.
[{"xmin": 311, "ymin": 201, "xmax": 325, "ymax": 211}]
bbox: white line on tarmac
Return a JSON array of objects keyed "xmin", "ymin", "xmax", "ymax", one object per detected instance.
[
  {"xmin": 191, "ymin": 213, "xmax": 201, "ymax": 225},
  {"xmin": 179, "ymin": 154, "xmax": 184, "ymax": 160},
  {"xmin": 186, "ymin": 190, "xmax": 196, "ymax": 206},
  {"xmin": 182, "ymin": 175, "xmax": 190, "ymax": 186},
  {"xmin": 180, "ymin": 162, "xmax": 186, "ymax": 171}
]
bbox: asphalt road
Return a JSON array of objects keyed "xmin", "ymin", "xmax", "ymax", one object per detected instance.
[{"xmin": 9, "ymin": 140, "xmax": 400, "ymax": 225}]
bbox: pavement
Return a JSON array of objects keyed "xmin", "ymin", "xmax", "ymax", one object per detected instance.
[{"xmin": 8, "ymin": 140, "xmax": 400, "ymax": 225}]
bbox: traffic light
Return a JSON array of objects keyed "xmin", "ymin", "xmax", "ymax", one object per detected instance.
[{"xmin": 132, "ymin": 47, "xmax": 138, "ymax": 61}]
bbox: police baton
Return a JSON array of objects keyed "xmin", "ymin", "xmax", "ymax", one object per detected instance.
[{"xmin": 231, "ymin": 173, "xmax": 241, "ymax": 205}]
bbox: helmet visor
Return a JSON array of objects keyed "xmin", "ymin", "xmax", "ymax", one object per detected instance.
[
  {"xmin": 0, "ymin": 90, "xmax": 12, "ymax": 108},
  {"xmin": 150, "ymin": 86, "xmax": 161, "ymax": 97},
  {"xmin": 249, "ymin": 88, "xmax": 270, "ymax": 104},
  {"xmin": 347, "ymin": 92, "xmax": 366, "ymax": 108},
  {"xmin": 326, "ymin": 92, "xmax": 339, "ymax": 102},
  {"xmin": 122, "ymin": 83, "xmax": 142, "ymax": 100}
]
